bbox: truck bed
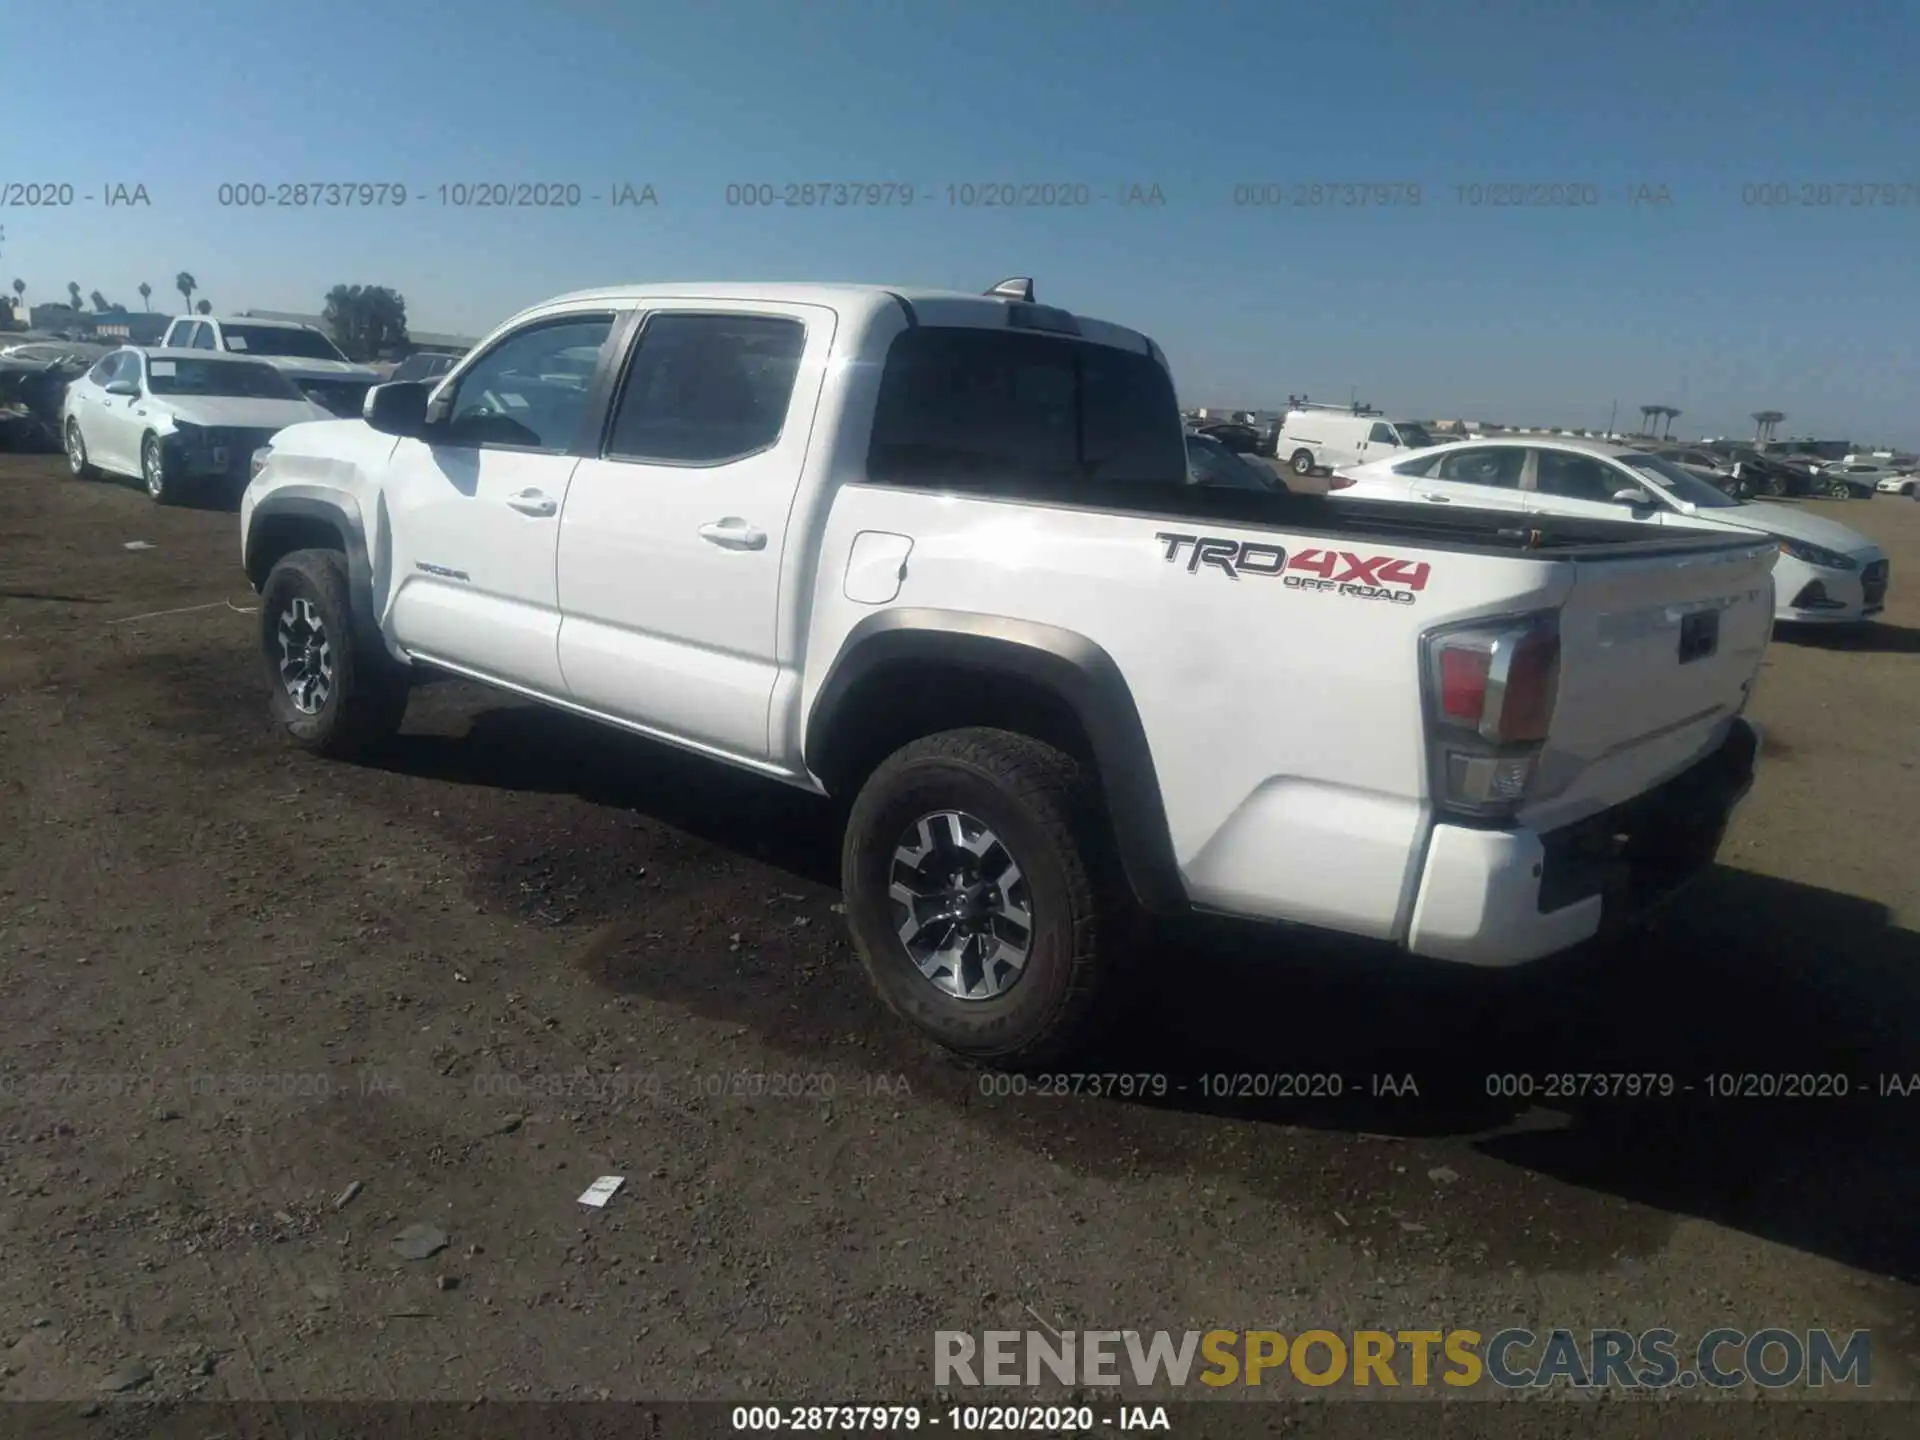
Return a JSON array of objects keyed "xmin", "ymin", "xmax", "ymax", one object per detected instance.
[{"xmin": 934, "ymin": 475, "xmax": 1768, "ymax": 559}]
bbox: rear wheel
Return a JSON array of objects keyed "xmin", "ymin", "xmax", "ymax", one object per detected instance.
[
  {"xmin": 65, "ymin": 418, "xmax": 97, "ymax": 478},
  {"xmin": 840, "ymin": 727, "xmax": 1136, "ymax": 1068},
  {"xmin": 1289, "ymin": 448, "xmax": 1316, "ymax": 477},
  {"xmin": 1825, "ymin": 478, "xmax": 1851, "ymax": 500},
  {"xmin": 259, "ymin": 548, "xmax": 409, "ymax": 758}
]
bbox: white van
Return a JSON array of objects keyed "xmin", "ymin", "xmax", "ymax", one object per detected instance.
[{"xmin": 1276, "ymin": 408, "xmax": 1436, "ymax": 478}]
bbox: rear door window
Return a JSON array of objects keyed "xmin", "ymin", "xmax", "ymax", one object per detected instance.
[
  {"xmin": 1535, "ymin": 449, "xmax": 1629, "ymax": 502},
  {"xmin": 1432, "ymin": 446, "xmax": 1525, "ymax": 488}
]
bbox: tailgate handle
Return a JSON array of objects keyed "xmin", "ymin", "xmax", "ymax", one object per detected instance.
[{"xmin": 1678, "ymin": 610, "xmax": 1720, "ymax": 664}]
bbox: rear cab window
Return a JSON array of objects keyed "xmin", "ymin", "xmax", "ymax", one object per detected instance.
[{"xmin": 864, "ymin": 326, "xmax": 1185, "ymax": 495}]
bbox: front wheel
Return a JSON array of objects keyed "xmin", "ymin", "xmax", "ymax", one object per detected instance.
[
  {"xmin": 840, "ymin": 727, "xmax": 1135, "ymax": 1068},
  {"xmin": 141, "ymin": 433, "xmax": 185, "ymax": 505},
  {"xmin": 1825, "ymin": 479, "xmax": 1851, "ymax": 500},
  {"xmin": 1289, "ymin": 448, "xmax": 1316, "ymax": 477},
  {"xmin": 65, "ymin": 418, "xmax": 97, "ymax": 478},
  {"xmin": 259, "ymin": 548, "xmax": 409, "ymax": 759}
]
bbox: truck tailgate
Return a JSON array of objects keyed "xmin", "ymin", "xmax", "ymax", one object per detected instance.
[{"xmin": 1522, "ymin": 538, "xmax": 1776, "ymax": 829}]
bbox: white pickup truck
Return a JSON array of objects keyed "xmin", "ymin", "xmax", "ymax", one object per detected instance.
[{"xmin": 240, "ymin": 277, "xmax": 1774, "ymax": 1065}]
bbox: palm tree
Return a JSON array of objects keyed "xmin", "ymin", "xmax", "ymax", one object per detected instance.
[
  {"xmin": 8, "ymin": 278, "xmax": 21, "ymax": 322},
  {"xmin": 138, "ymin": 282, "xmax": 152, "ymax": 311},
  {"xmin": 1662, "ymin": 407, "xmax": 1681, "ymax": 439},
  {"xmin": 1638, "ymin": 405, "xmax": 1659, "ymax": 437},
  {"xmin": 195, "ymin": 299, "xmax": 211, "ymax": 315},
  {"xmin": 175, "ymin": 271, "xmax": 197, "ymax": 312},
  {"xmin": 67, "ymin": 281, "xmax": 82, "ymax": 311}
]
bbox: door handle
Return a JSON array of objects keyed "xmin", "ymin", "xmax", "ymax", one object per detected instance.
[
  {"xmin": 505, "ymin": 489, "xmax": 557, "ymax": 517},
  {"xmin": 1418, "ymin": 491, "xmax": 1452, "ymax": 503},
  {"xmin": 698, "ymin": 519, "xmax": 768, "ymax": 551}
]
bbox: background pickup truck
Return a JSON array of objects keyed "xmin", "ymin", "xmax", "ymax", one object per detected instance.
[{"xmin": 240, "ymin": 277, "xmax": 1777, "ymax": 1066}]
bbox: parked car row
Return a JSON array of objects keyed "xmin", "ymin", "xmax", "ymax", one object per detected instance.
[
  {"xmin": 155, "ymin": 315, "xmax": 381, "ymax": 418},
  {"xmin": 1195, "ymin": 397, "xmax": 1917, "ymax": 508},
  {"xmin": 227, "ymin": 274, "xmax": 1775, "ymax": 1065},
  {"xmin": 1331, "ymin": 436, "xmax": 1891, "ymax": 625},
  {"xmin": 46, "ymin": 314, "xmax": 477, "ymax": 499}
]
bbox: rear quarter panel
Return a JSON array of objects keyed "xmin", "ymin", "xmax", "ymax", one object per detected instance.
[{"xmin": 795, "ymin": 487, "xmax": 1578, "ymax": 941}]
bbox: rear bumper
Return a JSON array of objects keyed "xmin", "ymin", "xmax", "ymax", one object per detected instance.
[{"xmin": 1406, "ymin": 718, "xmax": 1760, "ymax": 967}]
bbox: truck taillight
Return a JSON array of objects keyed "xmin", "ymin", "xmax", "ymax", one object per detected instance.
[
  {"xmin": 1438, "ymin": 648, "xmax": 1492, "ymax": 722},
  {"xmin": 1327, "ymin": 473, "xmax": 1358, "ymax": 490},
  {"xmin": 1421, "ymin": 613, "xmax": 1561, "ymax": 818}
]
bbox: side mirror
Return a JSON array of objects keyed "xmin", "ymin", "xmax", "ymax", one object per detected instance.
[
  {"xmin": 1612, "ymin": 487, "xmax": 1655, "ymax": 507},
  {"xmin": 104, "ymin": 379, "xmax": 139, "ymax": 397},
  {"xmin": 362, "ymin": 380, "xmax": 431, "ymax": 437}
]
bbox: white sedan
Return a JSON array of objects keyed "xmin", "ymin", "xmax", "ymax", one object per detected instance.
[
  {"xmin": 62, "ymin": 346, "xmax": 334, "ymax": 505},
  {"xmin": 1874, "ymin": 471, "xmax": 1918, "ymax": 497},
  {"xmin": 1334, "ymin": 436, "xmax": 1889, "ymax": 625}
]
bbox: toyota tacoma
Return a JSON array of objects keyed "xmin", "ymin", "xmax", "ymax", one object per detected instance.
[{"xmin": 240, "ymin": 277, "xmax": 1775, "ymax": 1065}]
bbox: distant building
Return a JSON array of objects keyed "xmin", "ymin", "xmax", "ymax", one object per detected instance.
[
  {"xmin": 90, "ymin": 312, "xmax": 171, "ymax": 345},
  {"xmin": 28, "ymin": 303, "xmax": 90, "ymax": 333}
]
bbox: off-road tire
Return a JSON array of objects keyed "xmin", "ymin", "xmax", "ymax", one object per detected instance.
[
  {"xmin": 1289, "ymin": 448, "xmax": 1316, "ymax": 477},
  {"xmin": 259, "ymin": 548, "xmax": 409, "ymax": 759},
  {"xmin": 65, "ymin": 419, "xmax": 98, "ymax": 478},
  {"xmin": 841, "ymin": 727, "xmax": 1135, "ymax": 1068}
]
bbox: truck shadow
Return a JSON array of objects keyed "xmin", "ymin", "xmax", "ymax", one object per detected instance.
[
  {"xmin": 1774, "ymin": 621, "xmax": 1920, "ymax": 655},
  {"xmin": 369, "ymin": 696, "xmax": 1920, "ymax": 1287}
]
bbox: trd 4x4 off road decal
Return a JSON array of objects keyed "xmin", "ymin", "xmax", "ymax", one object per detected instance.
[{"xmin": 1156, "ymin": 534, "xmax": 1431, "ymax": 603}]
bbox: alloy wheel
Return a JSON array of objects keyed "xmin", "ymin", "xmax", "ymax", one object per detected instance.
[
  {"xmin": 887, "ymin": 809, "xmax": 1034, "ymax": 1001},
  {"xmin": 142, "ymin": 439, "xmax": 165, "ymax": 499},
  {"xmin": 66, "ymin": 421, "xmax": 86, "ymax": 475},
  {"xmin": 276, "ymin": 597, "xmax": 334, "ymax": 715}
]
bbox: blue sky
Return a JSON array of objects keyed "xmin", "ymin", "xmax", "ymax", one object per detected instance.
[{"xmin": 8, "ymin": 0, "xmax": 1920, "ymax": 441}]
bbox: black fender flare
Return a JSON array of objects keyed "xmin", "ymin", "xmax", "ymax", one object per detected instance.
[
  {"xmin": 245, "ymin": 487, "xmax": 401, "ymax": 665},
  {"xmin": 804, "ymin": 609, "xmax": 1187, "ymax": 915}
]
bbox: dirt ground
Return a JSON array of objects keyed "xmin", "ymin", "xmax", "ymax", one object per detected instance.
[{"xmin": 1, "ymin": 449, "xmax": 1916, "ymax": 1411}]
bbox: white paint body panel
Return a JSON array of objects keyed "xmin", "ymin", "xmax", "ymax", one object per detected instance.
[{"xmin": 554, "ymin": 300, "xmax": 837, "ymax": 759}]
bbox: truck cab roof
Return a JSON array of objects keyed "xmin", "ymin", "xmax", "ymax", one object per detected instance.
[{"xmin": 527, "ymin": 282, "xmax": 1165, "ymax": 360}]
